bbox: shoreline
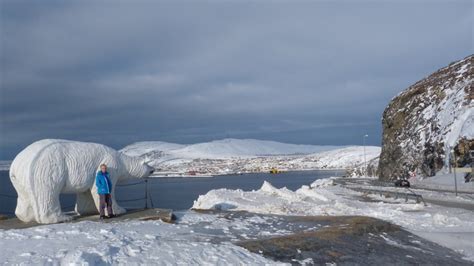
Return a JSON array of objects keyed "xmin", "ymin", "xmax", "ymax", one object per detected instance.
[{"xmin": 148, "ymin": 168, "xmax": 348, "ymax": 178}]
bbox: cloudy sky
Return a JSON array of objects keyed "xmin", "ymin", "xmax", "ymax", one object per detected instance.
[{"xmin": 0, "ymin": 1, "xmax": 472, "ymax": 159}]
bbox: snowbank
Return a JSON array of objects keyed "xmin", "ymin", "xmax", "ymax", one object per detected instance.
[
  {"xmin": 193, "ymin": 178, "xmax": 474, "ymax": 261},
  {"xmin": 411, "ymin": 172, "xmax": 474, "ymax": 193}
]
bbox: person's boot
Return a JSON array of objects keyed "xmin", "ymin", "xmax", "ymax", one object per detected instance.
[
  {"xmin": 107, "ymin": 214, "xmax": 116, "ymax": 219},
  {"xmin": 100, "ymin": 215, "xmax": 106, "ymax": 220}
]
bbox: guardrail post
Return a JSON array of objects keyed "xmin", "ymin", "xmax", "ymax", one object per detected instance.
[{"xmin": 145, "ymin": 178, "xmax": 149, "ymax": 209}]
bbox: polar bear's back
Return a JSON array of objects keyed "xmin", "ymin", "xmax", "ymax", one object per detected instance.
[{"xmin": 10, "ymin": 139, "xmax": 120, "ymax": 193}]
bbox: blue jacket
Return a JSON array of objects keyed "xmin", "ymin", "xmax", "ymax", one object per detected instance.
[{"xmin": 96, "ymin": 171, "xmax": 112, "ymax": 194}]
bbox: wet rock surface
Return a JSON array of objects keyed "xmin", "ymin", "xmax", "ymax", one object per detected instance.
[{"xmin": 233, "ymin": 215, "xmax": 471, "ymax": 265}]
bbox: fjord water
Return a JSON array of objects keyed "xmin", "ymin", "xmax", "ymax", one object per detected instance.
[{"xmin": 0, "ymin": 170, "xmax": 340, "ymax": 215}]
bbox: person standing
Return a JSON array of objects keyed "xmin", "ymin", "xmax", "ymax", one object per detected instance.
[{"xmin": 96, "ymin": 164, "xmax": 115, "ymax": 219}]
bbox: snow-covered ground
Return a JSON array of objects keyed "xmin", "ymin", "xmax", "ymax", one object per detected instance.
[
  {"xmin": 0, "ymin": 212, "xmax": 288, "ymax": 265},
  {"xmin": 411, "ymin": 172, "xmax": 474, "ymax": 193},
  {"xmin": 120, "ymin": 139, "xmax": 380, "ymax": 176},
  {"xmin": 193, "ymin": 177, "xmax": 474, "ymax": 261},
  {"xmin": 1, "ymin": 174, "xmax": 473, "ymax": 264}
]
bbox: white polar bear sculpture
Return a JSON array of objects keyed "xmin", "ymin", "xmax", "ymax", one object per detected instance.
[{"xmin": 9, "ymin": 139, "xmax": 154, "ymax": 224}]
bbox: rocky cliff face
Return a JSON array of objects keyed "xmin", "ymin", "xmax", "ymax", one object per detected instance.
[{"xmin": 378, "ymin": 55, "xmax": 473, "ymax": 180}]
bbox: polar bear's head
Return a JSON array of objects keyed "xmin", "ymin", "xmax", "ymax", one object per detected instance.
[{"xmin": 120, "ymin": 154, "xmax": 155, "ymax": 179}]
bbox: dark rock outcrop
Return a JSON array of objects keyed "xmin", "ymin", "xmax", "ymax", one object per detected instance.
[{"xmin": 378, "ymin": 55, "xmax": 473, "ymax": 180}]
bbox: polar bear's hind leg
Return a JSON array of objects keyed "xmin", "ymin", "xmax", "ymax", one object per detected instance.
[{"xmin": 32, "ymin": 180, "xmax": 72, "ymax": 224}]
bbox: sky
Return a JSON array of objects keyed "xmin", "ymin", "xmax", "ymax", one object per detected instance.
[{"xmin": 0, "ymin": 1, "xmax": 472, "ymax": 159}]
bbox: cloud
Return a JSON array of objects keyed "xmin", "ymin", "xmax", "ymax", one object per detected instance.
[{"xmin": 0, "ymin": 1, "xmax": 472, "ymax": 159}]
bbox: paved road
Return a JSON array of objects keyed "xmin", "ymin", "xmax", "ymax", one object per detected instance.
[{"xmin": 336, "ymin": 178, "xmax": 474, "ymax": 211}]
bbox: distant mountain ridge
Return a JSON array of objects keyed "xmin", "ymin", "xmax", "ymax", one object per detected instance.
[
  {"xmin": 120, "ymin": 138, "xmax": 342, "ymax": 160},
  {"xmin": 120, "ymin": 138, "xmax": 380, "ymax": 175}
]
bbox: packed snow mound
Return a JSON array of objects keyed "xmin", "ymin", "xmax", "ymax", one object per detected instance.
[
  {"xmin": 310, "ymin": 177, "xmax": 336, "ymax": 188},
  {"xmin": 379, "ymin": 55, "xmax": 473, "ymax": 180},
  {"xmin": 10, "ymin": 139, "xmax": 154, "ymax": 224}
]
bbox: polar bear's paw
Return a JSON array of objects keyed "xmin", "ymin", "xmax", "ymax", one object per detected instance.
[
  {"xmin": 37, "ymin": 213, "xmax": 73, "ymax": 224},
  {"xmin": 53, "ymin": 214, "xmax": 74, "ymax": 223}
]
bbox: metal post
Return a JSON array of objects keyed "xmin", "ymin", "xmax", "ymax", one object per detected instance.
[
  {"xmin": 448, "ymin": 151, "xmax": 452, "ymax": 174},
  {"xmin": 363, "ymin": 134, "xmax": 368, "ymax": 176},
  {"xmin": 145, "ymin": 179, "xmax": 149, "ymax": 209},
  {"xmin": 453, "ymin": 150, "xmax": 458, "ymax": 197}
]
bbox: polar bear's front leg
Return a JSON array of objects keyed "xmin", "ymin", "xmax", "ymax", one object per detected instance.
[
  {"xmin": 111, "ymin": 184, "xmax": 126, "ymax": 215},
  {"xmin": 15, "ymin": 190, "xmax": 35, "ymax": 223}
]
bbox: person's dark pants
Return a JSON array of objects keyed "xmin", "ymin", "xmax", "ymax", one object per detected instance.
[{"xmin": 99, "ymin": 194, "xmax": 113, "ymax": 216}]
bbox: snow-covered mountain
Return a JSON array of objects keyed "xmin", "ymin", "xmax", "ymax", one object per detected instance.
[
  {"xmin": 290, "ymin": 146, "xmax": 381, "ymax": 170},
  {"xmin": 120, "ymin": 141, "xmax": 186, "ymax": 157},
  {"xmin": 378, "ymin": 55, "xmax": 473, "ymax": 180},
  {"xmin": 169, "ymin": 138, "xmax": 340, "ymax": 159},
  {"xmin": 121, "ymin": 139, "xmax": 380, "ymax": 175},
  {"xmin": 121, "ymin": 138, "xmax": 340, "ymax": 160}
]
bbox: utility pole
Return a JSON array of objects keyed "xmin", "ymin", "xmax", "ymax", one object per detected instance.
[{"xmin": 363, "ymin": 134, "xmax": 368, "ymax": 176}]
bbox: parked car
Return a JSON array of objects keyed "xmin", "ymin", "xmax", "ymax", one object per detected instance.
[{"xmin": 394, "ymin": 178, "xmax": 410, "ymax": 188}]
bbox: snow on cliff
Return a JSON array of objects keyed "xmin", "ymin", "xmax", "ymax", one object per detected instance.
[{"xmin": 379, "ymin": 55, "xmax": 473, "ymax": 180}]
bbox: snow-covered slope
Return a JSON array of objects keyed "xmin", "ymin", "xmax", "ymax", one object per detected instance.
[
  {"xmin": 120, "ymin": 141, "xmax": 185, "ymax": 157},
  {"xmin": 379, "ymin": 55, "xmax": 473, "ymax": 180},
  {"xmin": 291, "ymin": 146, "xmax": 381, "ymax": 169},
  {"xmin": 122, "ymin": 139, "xmax": 340, "ymax": 159},
  {"xmin": 170, "ymin": 139, "xmax": 340, "ymax": 159}
]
